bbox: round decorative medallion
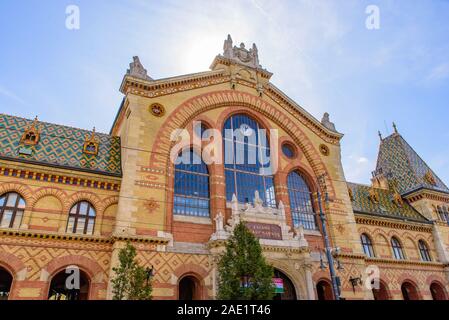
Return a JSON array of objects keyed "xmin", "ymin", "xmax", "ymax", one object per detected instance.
[
  {"xmin": 319, "ymin": 144, "xmax": 330, "ymax": 156},
  {"xmin": 149, "ymin": 103, "xmax": 165, "ymax": 117}
]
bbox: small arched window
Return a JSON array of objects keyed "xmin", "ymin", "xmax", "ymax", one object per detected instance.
[
  {"xmin": 66, "ymin": 201, "xmax": 96, "ymax": 235},
  {"xmin": 391, "ymin": 237, "xmax": 405, "ymax": 260},
  {"xmin": 174, "ymin": 149, "xmax": 210, "ymax": 217},
  {"xmin": 287, "ymin": 171, "xmax": 317, "ymax": 230},
  {"xmin": 0, "ymin": 192, "xmax": 25, "ymax": 229},
  {"xmin": 438, "ymin": 206, "xmax": 449, "ymax": 224},
  {"xmin": 360, "ymin": 233, "xmax": 375, "ymax": 258},
  {"xmin": 418, "ymin": 240, "xmax": 431, "ymax": 262}
]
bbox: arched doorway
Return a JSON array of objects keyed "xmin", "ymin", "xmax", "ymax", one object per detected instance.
[
  {"xmin": 0, "ymin": 267, "xmax": 13, "ymax": 300},
  {"xmin": 48, "ymin": 267, "xmax": 90, "ymax": 300},
  {"xmin": 316, "ymin": 279, "xmax": 334, "ymax": 300},
  {"xmin": 401, "ymin": 281, "xmax": 420, "ymax": 300},
  {"xmin": 273, "ymin": 269, "xmax": 297, "ymax": 300},
  {"xmin": 178, "ymin": 275, "xmax": 201, "ymax": 300},
  {"xmin": 372, "ymin": 281, "xmax": 390, "ymax": 300},
  {"xmin": 430, "ymin": 282, "xmax": 447, "ymax": 300}
]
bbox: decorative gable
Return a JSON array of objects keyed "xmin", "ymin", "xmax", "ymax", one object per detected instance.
[{"xmin": 83, "ymin": 127, "xmax": 99, "ymax": 155}]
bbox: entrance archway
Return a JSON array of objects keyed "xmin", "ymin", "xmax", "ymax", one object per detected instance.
[
  {"xmin": 273, "ymin": 269, "xmax": 297, "ymax": 300},
  {"xmin": 372, "ymin": 281, "xmax": 390, "ymax": 300},
  {"xmin": 0, "ymin": 267, "xmax": 13, "ymax": 300},
  {"xmin": 401, "ymin": 281, "xmax": 420, "ymax": 300},
  {"xmin": 48, "ymin": 268, "xmax": 90, "ymax": 300},
  {"xmin": 316, "ymin": 279, "xmax": 334, "ymax": 300},
  {"xmin": 178, "ymin": 275, "xmax": 201, "ymax": 300},
  {"xmin": 430, "ymin": 282, "xmax": 447, "ymax": 300}
]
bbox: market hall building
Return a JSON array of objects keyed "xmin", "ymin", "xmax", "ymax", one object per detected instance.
[{"xmin": 0, "ymin": 36, "xmax": 448, "ymax": 300}]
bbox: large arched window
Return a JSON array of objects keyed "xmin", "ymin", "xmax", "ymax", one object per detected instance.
[
  {"xmin": 391, "ymin": 237, "xmax": 405, "ymax": 260},
  {"xmin": 66, "ymin": 201, "xmax": 96, "ymax": 235},
  {"xmin": 223, "ymin": 114, "xmax": 276, "ymax": 207},
  {"xmin": 360, "ymin": 233, "xmax": 375, "ymax": 258},
  {"xmin": 0, "ymin": 192, "xmax": 25, "ymax": 229},
  {"xmin": 418, "ymin": 240, "xmax": 431, "ymax": 262},
  {"xmin": 287, "ymin": 171, "xmax": 317, "ymax": 230},
  {"xmin": 174, "ymin": 149, "xmax": 210, "ymax": 217}
]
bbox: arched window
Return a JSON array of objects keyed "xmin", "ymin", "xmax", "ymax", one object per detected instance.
[
  {"xmin": 360, "ymin": 233, "xmax": 375, "ymax": 258},
  {"xmin": 0, "ymin": 192, "xmax": 25, "ymax": 229},
  {"xmin": 287, "ymin": 171, "xmax": 317, "ymax": 230},
  {"xmin": 48, "ymin": 268, "xmax": 90, "ymax": 300},
  {"xmin": 174, "ymin": 149, "xmax": 210, "ymax": 217},
  {"xmin": 66, "ymin": 201, "xmax": 96, "ymax": 235},
  {"xmin": 418, "ymin": 240, "xmax": 431, "ymax": 262},
  {"xmin": 223, "ymin": 114, "xmax": 276, "ymax": 207},
  {"xmin": 391, "ymin": 237, "xmax": 405, "ymax": 260},
  {"xmin": 401, "ymin": 282, "xmax": 420, "ymax": 300},
  {"xmin": 430, "ymin": 282, "xmax": 447, "ymax": 300}
]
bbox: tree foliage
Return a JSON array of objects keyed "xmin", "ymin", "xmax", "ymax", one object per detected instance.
[
  {"xmin": 111, "ymin": 241, "xmax": 152, "ymax": 300},
  {"xmin": 217, "ymin": 222, "xmax": 274, "ymax": 300}
]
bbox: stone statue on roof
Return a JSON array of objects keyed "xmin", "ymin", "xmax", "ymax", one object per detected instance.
[{"xmin": 127, "ymin": 56, "xmax": 152, "ymax": 81}]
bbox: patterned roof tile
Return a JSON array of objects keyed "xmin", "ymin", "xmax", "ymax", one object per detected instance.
[{"xmin": 0, "ymin": 114, "xmax": 121, "ymax": 176}]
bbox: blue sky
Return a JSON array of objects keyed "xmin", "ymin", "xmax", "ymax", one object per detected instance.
[{"xmin": 0, "ymin": 0, "xmax": 448, "ymax": 184}]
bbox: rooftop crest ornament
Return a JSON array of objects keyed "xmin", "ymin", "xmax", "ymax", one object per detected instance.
[
  {"xmin": 20, "ymin": 116, "xmax": 41, "ymax": 146},
  {"xmin": 222, "ymin": 34, "xmax": 261, "ymax": 69},
  {"xmin": 83, "ymin": 127, "xmax": 100, "ymax": 155}
]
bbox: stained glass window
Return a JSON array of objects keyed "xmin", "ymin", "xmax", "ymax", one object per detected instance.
[
  {"xmin": 174, "ymin": 149, "xmax": 210, "ymax": 217},
  {"xmin": 0, "ymin": 192, "xmax": 25, "ymax": 229},
  {"xmin": 223, "ymin": 114, "xmax": 276, "ymax": 207},
  {"xmin": 287, "ymin": 171, "xmax": 317, "ymax": 230},
  {"xmin": 66, "ymin": 201, "xmax": 96, "ymax": 235}
]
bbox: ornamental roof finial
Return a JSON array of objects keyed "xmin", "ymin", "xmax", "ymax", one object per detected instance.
[
  {"xmin": 378, "ymin": 131, "xmax": 383, "ymax": 141},
  {"xmin": 393, "ymin": 122, "xmax": 398, "ymax": 134}
]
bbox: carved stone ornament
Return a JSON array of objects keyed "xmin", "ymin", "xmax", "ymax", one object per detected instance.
[
  {"xmin": 321, "ymin": 112, "xmax": 336, "ymax": 132},
  {"xmin": 83, "ymin": 127, "xmax": 99, "ymax": 155},
  {"xmin": 424, "ymin": 170, "xmax": 436, "ymax": 186},
  {"xmin": 127, "ymin": 56, "xmax": 152, "ymax": 81},
  {"xmin": 20, "ymin": 116, "xmax": 41, "ymax": 146}
]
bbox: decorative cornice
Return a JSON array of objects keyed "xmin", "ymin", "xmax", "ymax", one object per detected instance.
[
  {"xmin": 364, "ymin": 256, "xmax": 446, "ymax": 268},
  {"xmin": 0, "ymin": 166, "xmax": 120, "ymax": 191},
  {"xmin": 0, "ymin": 229, "xmax": 170, "ymax": 245},
  {"xmin": 355, "ymin": 214, "xmax": 433, "ymax": 232}
]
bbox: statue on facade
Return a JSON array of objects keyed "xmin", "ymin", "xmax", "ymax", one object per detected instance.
[{"xmin": 214, "ymin": 212, "xmax": 224, "ymax": 232}]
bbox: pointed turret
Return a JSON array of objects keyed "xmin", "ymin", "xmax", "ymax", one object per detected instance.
[{"xmin": 375, "ymin": 124, "xmax": 449, "ymax": 195}]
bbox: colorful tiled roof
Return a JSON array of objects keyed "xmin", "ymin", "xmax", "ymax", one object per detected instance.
[
  {"xmin": 375, "ymin": 132, "xmax": 449, "ymax": 195},
  {"xmin": 0, "ymin": 114, "xmax": 122, "ymax": 176},
  {"xmin": 348, "ymin": 182, "xmax": 429, "ymax": 223}
]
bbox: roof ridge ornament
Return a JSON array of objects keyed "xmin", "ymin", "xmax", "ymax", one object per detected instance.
[
  {"xmin": 127, "ymin": 56, "xmax": 152, "ymax": 81},
  {"xmin": 393, "ymin": 122, "xmax": 398, "ymax": 134}
]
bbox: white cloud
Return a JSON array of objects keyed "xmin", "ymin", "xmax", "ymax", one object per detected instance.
[
  {"xmin": 425, "ymin": 62, "xmax": 449, "ymax": 82},
  {"xmin": 0, "ymin": 85, "xmax": 26, "ymax": 106}
]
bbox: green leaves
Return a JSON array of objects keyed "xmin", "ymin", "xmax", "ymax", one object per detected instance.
[
  {"xmin": 217, "ymin": 222, "xmax": 274, "ymax": 300},
  {"xmin": 111, "ymin": 242, "xmax": 152, "ymax": 300}
]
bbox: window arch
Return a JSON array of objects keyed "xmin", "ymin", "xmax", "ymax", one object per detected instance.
[
  {"xmin": 418, "ymin": 240, "xmax": 431, "ymax": 262},
  {"xmin": 0, "ymin": 192, "xmax": 25, "ymax": 229},
  {"xmin": 174, "ymin": 149, "xmax": 210, "ymax": 217},
  {"xmin": 66, "ymin": 201, "xmax": 96, "ymax": 235},
  {"xmin": 223, "ymin": 114, "xmax": 276, "ymax": 207},
  {"xmin": 360, "ymin": 233, "xmax": 375, "ymax": 258},
  {"xmin": 391, "ymin": 237, "xmax": 405, "ymax": 260},
  {"xmin": 287, "ymin": 171, "xmax": 317, "ymax": 230}
]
